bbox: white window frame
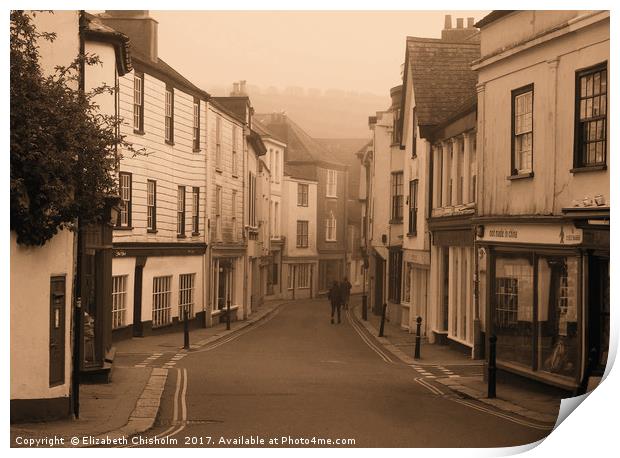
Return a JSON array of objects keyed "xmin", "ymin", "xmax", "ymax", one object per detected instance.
[
  {"xmin": 147, "ymin": 179, "xmax": 156, "ymax": 231},
  {"xmin": 513, "ymin": 87, "xmax": 533, "ymax": 174},
  {"xmin": 119, "ymin": 172, "xmax": 131, "ymax": 228},
  {"xmin": 178, "ymin": 273, "xmax": 196, "ymax": 320},
  {"xmin": 165, "ymin": 88, "xmax": 174, "ymax": 143},
  {"xmin": 216, "ymin": 186, "xmax": 222, "ymax": 241},
  {"xmin": 192, "ymin": 100, "xmax": 200, "ymax": 151},
  {"xmin": 112, "ymin": 275, "xmax": 127, "ymax": 329},
  {"xmin": 326, "ymin": 169, "xmax": 337, "ymax": 197},
  {"xmin": 133, "ymin": 74, "xmax": 143, "ymax": 131},
  {"xmin": 177, "ymin": 186, "xmax": 185, "ymax": 236},
  {"xmin": 232, "ymin": 124, "xmax": 238, "ymax": 176},
  {"xmin": 152, "ymin": 276, "xmax": 172, "ymax": 327},
  {"xmin": 232, "ymin": 189, "xmax": 237, "ymax": 242},
  {"xmin": 325, "ymin": 211, "xmax": 337, "ymax": 241},
  {"xmin": 297, "ymin": 264, "xmax": 310, "ymax": 289},
  {"xmin": 192, "ymin": 187, "xmax": 199, "ymax": 235},
  {"xmin": 215, "ymin": 116, "xmax": 222, "ymax": 169}
]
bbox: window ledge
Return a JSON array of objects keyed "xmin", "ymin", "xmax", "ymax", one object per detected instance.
[
  {"xmin": 147, "ymin": 229, "xmax": 158, "ymax": 234},
  {"xmin": 114, "ymin": 226, "xmax": 134, "ymax": 231},
  {"xmin": 507, "ymin": 171, "xmax": 534, "ymax": 181},
  {"xmin": 389, "ymin": 219, "xmax": 403, "ymax": 225},
  {"xmin": 326, "ymin": 195, "xmax": 338, "ymax": 199},
  {"xmin": 570, "ymin": 165, "xmax": 607, "ymax": 173},
  {"xmin": 407, "ymin": 232, "xmax": 417, "ymax": 237},
  {"xmin": 232, "ymin": 173, "xmax": 239, "ymax": 179},
  {"xmin": 215, "ymin": 167, "xmax": 223, "ymax": 174},
  {"xmin": 325, "ymin": 240, "xmax": 338, "ymax": 243},
  {"xmin": 193, "ymin": 148, "xmax": 201, "ymax": 153},
  {"xmin": 133, "ymin": 129, "xmax": 145, "ymax": 136},
  {"xmin": 165, "ymin": 140, "xmax": 175, "ymax": 146},
  {"xmin": 191, "ymin": 232, "xmax": 200, "ymax": 237},
  {"xmin": 177, "ymin": 234, "xmax": 187, "ymax": 239}
]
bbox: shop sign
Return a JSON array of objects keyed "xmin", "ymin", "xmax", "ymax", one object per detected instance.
[{"xmin": 478, "ymin": 223, "xmax": 582, "ymax": 246}]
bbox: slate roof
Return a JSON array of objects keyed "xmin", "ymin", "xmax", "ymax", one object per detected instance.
[
  {"xmin": 253, "ymin": 118, "xmax": 286, "ymax": 145},
  {"xmin": 405, "ymin": 36, "xmax": 480, "ymax": 129},
  {"xmin": 253, "ymin": 113, "xmax": 346, "ymax": 168},
  {"xmin": 130, "ymin": 48, "xmax": 210, "ymax": 100}
]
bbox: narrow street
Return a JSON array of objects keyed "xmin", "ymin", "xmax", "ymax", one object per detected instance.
[{"xmin": 116, "ymin": 298, "xmax": 550, "ymax": 448}]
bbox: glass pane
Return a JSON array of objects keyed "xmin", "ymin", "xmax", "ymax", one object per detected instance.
[
  {"xmin": 600, "ymin": 95, "xmax": 607, "ymax": 115},
  {"xmin": 580, "ymin": 76, "xmax": 587, "ymax": 98},
  {"xmin": 537, "ymin": 257, "xmax": 579, "ymax": 378},
  {"xmin": 593, "ymin": 72, "xmax": 600, "ymax": 96},
  {"xmin": 595, "ymin": 142, "xmax": 604, "ymax": 164},
  {"xmin": 494, "ymin": 256, "xmax": 534, "ymax": 368},
  {"xmin": 592, "ymin": 96, "xmax": 600, "ymax": 117},
  {"xmin": 601, "ymin": 70, "xmax": 607, "ymax": 94},
  {"xmin": 586, "ymin": 98, "xmax": 592, "ymax": 118},
  {"xmin": 586, "ymin": 74, "xmax": 593, "ymax": 97},
  {"xmin": 580, "ymin": 100, "xmax": 586, "ymax": 120}
]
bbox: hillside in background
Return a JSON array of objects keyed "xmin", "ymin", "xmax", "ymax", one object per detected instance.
[{"xmin": 205, "ymin": 83, "xmax": 389, "ymax": 139}]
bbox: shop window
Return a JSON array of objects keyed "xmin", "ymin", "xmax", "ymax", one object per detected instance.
[
  {"xmin": 537, "ymin": 257, "xmax": 579, "ymax": 378},
  {"xmin": 494, "ymin": 256, "xmax": 533, "ymax": 368}
]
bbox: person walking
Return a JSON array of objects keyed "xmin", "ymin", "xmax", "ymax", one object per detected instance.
[
  {"xmin": 340, "ymin": 277, "xmax": 352, "ymax": 310},
  {"xmin": 328, "ymin": 280, "xmax": 342, "ymax": 324}
]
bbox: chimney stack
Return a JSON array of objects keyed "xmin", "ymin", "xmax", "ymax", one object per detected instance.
[
  {"xmin": 232, "ymin": 82, "xmax": 240, "ymax": 95},
  {"xmin": 442, "ymin": 14, "xmax": 479, "ymax": 42},
  {"xmin": 239, "ymin": 80, "xmax": 247, "ymax": 95},
  {"xmin": 99, "ymin": 11, "xmax": 159, "ymax": 63}
]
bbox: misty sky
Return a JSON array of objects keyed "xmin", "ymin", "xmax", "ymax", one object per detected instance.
[{"xmin": 150, "ymin": 10, "xmax": 489, "ymax": 95}]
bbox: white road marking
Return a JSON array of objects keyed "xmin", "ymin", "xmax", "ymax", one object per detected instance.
[
  {"xmin": 451, "ymin": 397, "xmax": 554, "ymax": 431},
  {"xmin": 346, "ymin": 310, "xmax": 393, "ymax": 363}
]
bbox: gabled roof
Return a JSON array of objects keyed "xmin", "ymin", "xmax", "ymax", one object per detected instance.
[
  {"xmin": 253, "ymin": 113, "xmax": 346, "ymax": 168},
  {"xmin": 253, "ymin": 118, "xmax": 286, "ymax": 145},
  {"xmin": 403, "ymin": 36, "xmax": 480, "ymax": 133}
]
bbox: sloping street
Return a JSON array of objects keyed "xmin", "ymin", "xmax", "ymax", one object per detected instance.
[{"xmin": 118, "ymin": 298, "xmax": 552, "ymax": 448}]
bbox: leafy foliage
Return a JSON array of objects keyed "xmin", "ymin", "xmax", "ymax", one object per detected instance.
[{"xmin": 10, "ymin": 11, "xmax": 140, "ymax": 246}]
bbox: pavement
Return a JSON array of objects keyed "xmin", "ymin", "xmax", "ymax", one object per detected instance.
[
  {"xmin": 10, "ymin": 299, "xmax": 286, "ymax": 448},
  {"xmin": 349, "ymin": 295, "xmax": 562, "ymax": 425}
]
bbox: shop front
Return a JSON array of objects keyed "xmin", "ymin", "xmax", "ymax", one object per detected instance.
[{"xmin": 477, "ymin": 220, "xmax": 609, "ymax": 392}]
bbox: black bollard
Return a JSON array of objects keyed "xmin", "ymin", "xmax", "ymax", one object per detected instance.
[
  {"xmin": 379, "ymin": 303, "xmax": 387, "ymax": 337},
  {"xmin": 183, "ymin": 306, "xmax": 190, "ymax": 349},
  {"xmin": 414, "ymin": 316, "xmax": 422, "ymax": 360},
  {"xmin": 362, "ymin": 295, "xmax": 368, "ymax": 321},
  {"xmin": 488, "ymin": 335, "xmax": 497, "ymax": 398},
  {"xmin": 226, "ymin": 299, "xmax": 231, "ymax": 331}
]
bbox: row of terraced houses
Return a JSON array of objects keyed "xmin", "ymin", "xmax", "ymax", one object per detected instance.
[
  {"xmin": 10, "ymin": 10, "xmax": 364, "ymax": 422},
  {"xmin": 360, "ymin": 11, "xmax": 609, "ymax": 394}
]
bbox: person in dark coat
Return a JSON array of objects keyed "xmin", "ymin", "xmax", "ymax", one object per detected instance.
[
  {"xmin": 340, "ymin": 277, "xmax": 352, "ymax": 310},
  {"xmin": 328, "ymin": 280, "xmax": 342, "ymax": 324}
]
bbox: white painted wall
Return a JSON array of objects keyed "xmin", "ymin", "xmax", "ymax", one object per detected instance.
[
  {"xmin": 114, "ymin": 72, "xmax": 208, "ymax": 243},
  {"xmin": 10, "ymin": 231, "xmax": 74, "ymax": 400},
  {"xmin": 282, "ymin": 177, "xmax": 318, "ymax": 258}
]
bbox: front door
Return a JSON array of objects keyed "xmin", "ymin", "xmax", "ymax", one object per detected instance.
[
  {"xmin": 587, "ymin": 256, "xmax": 610, "ymax": 376},
  {"xmin": 49, "ymin": 276, "xmax": 66, "ymax": 386}
]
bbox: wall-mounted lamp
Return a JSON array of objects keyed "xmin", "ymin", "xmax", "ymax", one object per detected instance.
[{"xmin": 475, "ymin": 224, "xmax": 485, "ymax": 238}]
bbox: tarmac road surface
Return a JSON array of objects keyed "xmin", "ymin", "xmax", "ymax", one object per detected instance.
[{"xmin": 128, "ymin": 298, "xmax": 551, "ymax": 448}]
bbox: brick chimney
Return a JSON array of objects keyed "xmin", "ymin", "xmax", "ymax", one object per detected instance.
[
  {"xmin": 99, "ymin": 10, "xmax": 159, "ymax": 63},
  {"xmin": 239, "ymin": 80, "xmax": 247, "ymax": 95},
  {"xmin": 441, "ymin": 14, "xmax": 479, "ymax": 42}
]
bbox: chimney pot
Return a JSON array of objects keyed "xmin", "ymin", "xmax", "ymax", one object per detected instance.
[
  {"xmin": 444, "ymin": 14, "xmax": 452, "ymax": 29},
  {"xmin": 467, "ymin": 17, "xmax": 475, "ymax": 28},
  {"xmin": 456, "ymin": 18, "xmax": 464, "ymax": 29}
]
